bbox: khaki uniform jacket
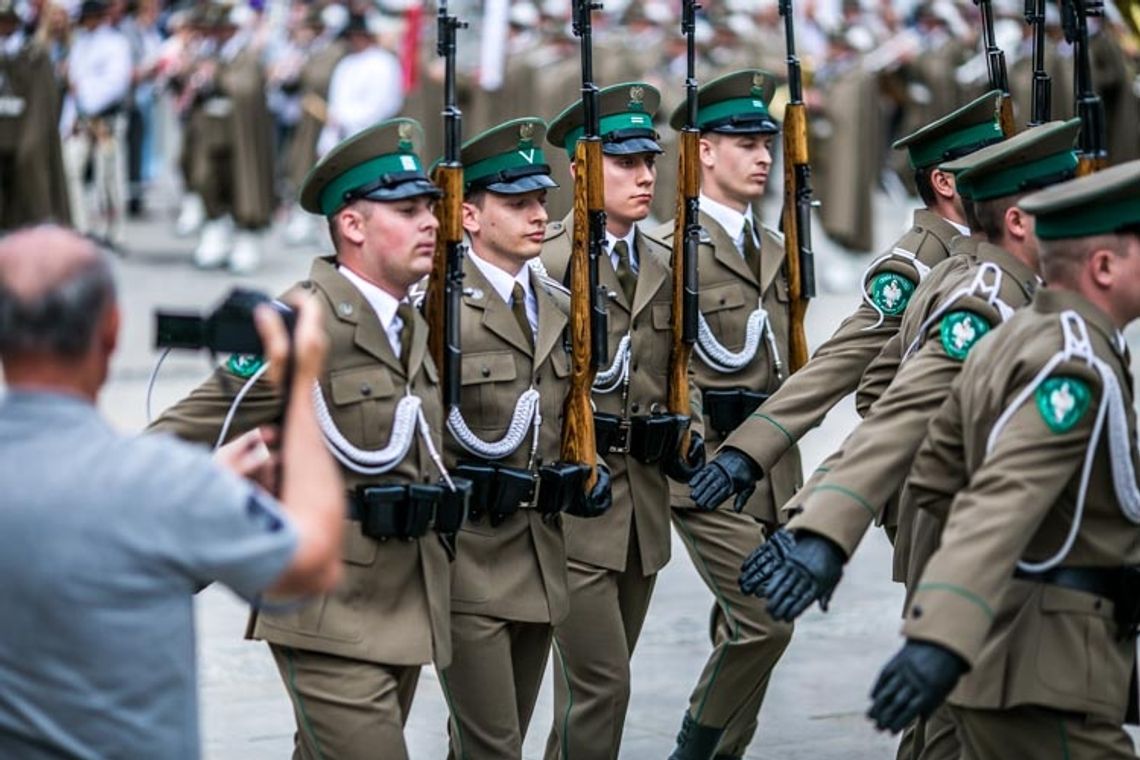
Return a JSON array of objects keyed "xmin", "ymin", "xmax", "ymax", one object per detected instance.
[
  {"xmin": 786, "ymin": 239, "xmax": 1039, "ymax": 566},
  {"xmin": 722, "ymin": 211, "xmax": 962, "ymax": 480},
  {"xmin": 445, "ymin": 258, "xmax": 572, "ymax": 625},
  {"xmin": 540, "ymin": 213, "xmax": 703, "ymax": 575},
  {"xmin": 903, "ymin": 288, "xmax": 1139, "ymax": 721},
  {"xmin": 285, "ymin": 39, "xmax": 346, "ymax": 194},
  {"xmin": 654, "ymin": 211, "xmax": 802, "ymax": 524},
  {"xmin": 149, "ymin": 257, "xmax": 453, "ymax": 668}
]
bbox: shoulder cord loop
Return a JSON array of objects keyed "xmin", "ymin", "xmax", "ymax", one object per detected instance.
[{"xmin": 902, "ymin": 262, "xmax": 1014, "ymax": 361}]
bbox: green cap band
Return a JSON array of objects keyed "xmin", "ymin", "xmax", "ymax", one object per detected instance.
[
  {"xmin": 464, "ymin": 146, "xmax": 550, "ymax": 186},
  {"xmin": 1035, "ymin": 195, "xmax": 1140, "ymax": 240},
  {"xmin": 958, "ymin": 150, "xmax": 1079, "ymax": 201},
  {"xmin": 563, "ymin": 111, "xmax": 656, "ymax": 155},
  {"xmin": 696, "ymin": 96, "xmax": 774, "ymax": 130},
  {"xmin": 908, "ymin": 121, "xmax": 1005, "ymax": 169},
  {"xmin": 319, "ymin": 151, "xmax": 425, "ymax": 215}
]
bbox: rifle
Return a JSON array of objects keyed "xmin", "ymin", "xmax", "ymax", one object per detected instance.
[
  {"xmin": 1062, "ymin": 0, "xmax": 1109, "ymax": 174},
  {"xmin": 668, "ymin": 0, "xmax": 700, "ymax": 452},
  {"xmin": 779, "ymin": 0, "xmax": 815, "ymax": 374},
  {"xmin": 561, "ymin": 0, "xmax": 608, "ymax": 489},
  {"xmin": 1024, "ymin": 0, "xmax": 1052, "ymax": 125},
  {"xmin": 975, "ymin": 0, "xmax": 1017, "ymax": 135},
  {"xmin": 425, "ymin": 0, "xmax": 467, "ymax": 409}
]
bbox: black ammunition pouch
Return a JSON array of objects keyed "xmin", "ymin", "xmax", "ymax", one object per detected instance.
[
  {"xmin": 703, "ymin": 388, "xmax": 769, "ymax": 438},
  {"xmin": 594, "ymin": 412, "xmax": 689, "ymax": 465},
  {"xmin": 1014, "ymin": 565, "xmax": 1140, "ymax": 641},
  {"xmin": 350, "ymin": 478, "xmax": 471, "ymax": 540},
  {"xmin": 455, "ymin": 461, "xmax": 588, "ymax": 526}
]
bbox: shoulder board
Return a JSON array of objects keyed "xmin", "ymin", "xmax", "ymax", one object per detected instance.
[{"xmin": 647, "ymin": 219, "xmax": 676, "ymax": 241}]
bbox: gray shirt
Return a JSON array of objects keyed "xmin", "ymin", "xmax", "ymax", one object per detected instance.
[{"xmin": 0, "ymin": 391, "xmax": 298, "ymax": 759}]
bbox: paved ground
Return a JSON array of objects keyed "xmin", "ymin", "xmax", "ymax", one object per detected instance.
[{"xmin": 82, "ymin": 191, "xmax": 1140, "ymax": 759}]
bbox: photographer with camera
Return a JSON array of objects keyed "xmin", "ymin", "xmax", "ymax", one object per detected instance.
[
  {"xmin": 0, "ymin": 225, "xmax": 343, "ymax": 758},
  {"xmin": 150, "ymin": 118, "xmax": 458, "ymax": 760}
]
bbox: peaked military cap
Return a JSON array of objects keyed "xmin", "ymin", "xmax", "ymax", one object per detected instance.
[
  {"xmin": 547, "ymin": 82, "xmax": 663, "ymax": 158},
  {"xmin": 300, "ymin": 118, "xmax": 440, "ymax": 216},
  {"xmin": 893, "ymin": 90, "xmax": 1006, "ymax": 170},
  {"xmin": 1020, "ymin": 158, "xmax": 1140, "ymax": 240},
  {"xmin": 668, "ymin": 69, "xmax": 780, "ymax": 134},
  {"xmin": 942, "ymin": 119, "xmax": 1080, "ymax": 202},
  {"xmin": 457, "ymin": 117, "xmax": 558, "ymax": 195}
]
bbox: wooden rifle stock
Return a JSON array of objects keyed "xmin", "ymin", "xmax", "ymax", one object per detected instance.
[
  {"xmin": 426, "ymin": 164, "xmax": 463, "ymax": 383},
  {"xmin": 782, "ymin": 101, "xmax": 811, "ymax": 373},
  {"xmin": 668, "ymin": 128, "xmax": 699, "ymax": 452}
]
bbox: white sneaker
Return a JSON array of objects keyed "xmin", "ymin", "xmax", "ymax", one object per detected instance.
[
  {"xmin": 175, "ymin": 194, "xmax": 206, "ymax": 237},
  {"xmin": 229, "ymin": 229, "xmax": 263, "ymax": 275},
  {"xmin": 284, "ymin": 205, "xmax": 314, "ymax": 246},
  {"xmin": 193, "ymin": 217, "xmax": 234, "ymax": 268}
]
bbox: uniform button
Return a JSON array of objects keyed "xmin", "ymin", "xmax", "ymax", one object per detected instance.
[
  {"xmin": 910, "ymin": 606, "xmax": 923, "ymax": 619},
  {"xmin": 632, "ymin": 364, "xmax": 639, "ymax": 372},
  {"xmin": 631, "ymin": 402, "xmax": 640, "ymax": 413},
  {"xmin": 338, "ymin": 302, "xmax": 354, "ymax": 317},
  {"xmin": 632, "ymin": 320, "xmax": 638, "ymax": 330},
  {"xmin": 360, "ymin": 384, "xmax": 372, "ymax": 396},
  {"xmin": 719, "ymin": 297, "xmax": 727, "ymax": 305},
  {"xmin": 481, "ymin": 366, "xmax": 491, "ymax": 377},
  {"xmin": 1094, "ymin": 599, "xmax": 1103, "ymax": 610},
  {"xmin": 535, "ymin": 376, "xmax": 542, "ymax": 386}
]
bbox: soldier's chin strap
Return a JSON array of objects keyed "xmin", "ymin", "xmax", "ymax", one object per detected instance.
[
  {"xmin": 447, "ymin": 387, "xmax": 542, "ymax": 461},
  {"xmin": 903, "ymin": 262, "xmax": 1015, "ymax": 360},
  {"xmin": 985, "ymin": 310, "xmax": 1140, "ymax": 573}
]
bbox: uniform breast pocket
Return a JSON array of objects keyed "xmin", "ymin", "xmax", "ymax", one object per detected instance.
[
  {"xmin": 461, "ymin": 351, "xmax": 519, "ymax": 414},
  {"xmin": 698, "ymin": 282, "xmax": 750, "ymax": 349},
  {"xmin": 328, "ymin": 367, "xmax": 396, "ymax": 448}
]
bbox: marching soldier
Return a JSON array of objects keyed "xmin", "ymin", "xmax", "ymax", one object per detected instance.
[
  {"xmin": 653, "ymin": 69, "xmax": 800, "ymax": 760},
  {"xmin": 869, "ymin": 159, "xmax": 1140, "ymax": 759},
  {"xmin": 690, "ymin": 91, "xmax": 1006, "ymax": 530},
  {"xmin": 539, "ymin": 81, "xmax": 704, "ymax": 760},
  {"xmin": 151, "ymin": 119, "xmax": 460, "ymax": 760},
  {"xmin": 436, "ymin": 117, "xmax": 612, "ymax": 760},
  {"xmin": 0, "ymin": 0, "xmax": 69, "ymax": 228},
  {"xmin": 742, "ymin": 120, "xmax": 1083, "ymax": 760}
]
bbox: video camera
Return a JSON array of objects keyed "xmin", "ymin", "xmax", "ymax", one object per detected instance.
[{"xmin": 155, "ymin": 288, "xmax": 295, "ymax": 354}]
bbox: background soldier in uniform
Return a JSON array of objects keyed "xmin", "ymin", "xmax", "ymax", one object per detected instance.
[
  {"xmin": 869, "ymin": 159, "xmax": 1140, "ymax": 760},
  {"xmin": 654, "ymin": 69, "xmax": 800, "ymax": 760},
  {"xmin": 151, "ymin": 119, "xmax": 458, "ymax": 760},
  {"xmin": 437, "ymin": 117, "xmax": 611, "ymax": 760},
  {"xmin": 539, "ymin": 81, "xmax": 703, "ymax": 760}
]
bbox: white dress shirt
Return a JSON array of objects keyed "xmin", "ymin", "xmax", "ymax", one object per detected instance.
[
  {"xmin": 339, "ymin": 266, "xmax": 407, "ymax": 358},
  {"xmin": 466, "ymin": 248, "xmax": 538, "ymax": 334},
  {"xmin": 605, "ymin": 227, "xmax": 639, "ymax": 275},
  {"xmin": 68, "ymin": 24, "xmax": 133, "ymax": 116},
  {"xmin": 699, "ymin": 193, "xmax": 759, "ymax": 257},
  {"xmin": 319, "ymin": 46, "xmax": 403, "ymax": 156},
  {"xmin": 945, "ymin": 218, "xmax": 971, "ymax": 236}
]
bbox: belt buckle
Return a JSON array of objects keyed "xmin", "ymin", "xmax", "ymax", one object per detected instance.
[
  {"xmin": 609, "ymin": 419, "xmax": 632, "ymax": 454},
  {"xmin": 518, "ymin": 472, "xmax": 542, "ymax": 509}
]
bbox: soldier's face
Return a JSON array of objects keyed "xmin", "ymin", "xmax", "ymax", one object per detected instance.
[
  {"xmin": 355, "ymin": 196, "xmax": 439, "ymax": 291},
  {"xmin": 601, "ymin": 152, "xmax": 657, "ymax": 230},
  {"xmin": 700, "ymin": 133, "xmax": 774, "ymax": 207},
  {"xmin": 463, "ymin": 189, "xmax": 549, "ymax": 267}
]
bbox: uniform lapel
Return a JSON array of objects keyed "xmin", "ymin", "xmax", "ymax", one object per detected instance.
[
  {"xmin": 630, "ymin": 228, "xmax": 667, "ymax": 318},
  {"xmin": 531, "ymin": 268, "xmax": 568, "ymax": 368},
  {"xmin": 312, "ymin": 258, "xmax": 404, "ymax": 376},
  {"xmin": 598, "ymin": 250, "xmax": 630, "ymax": 314},
  {"xmin": 466, "ymin": 256, "xmax": 534, "ymax": 356},
  {"xmin": 702, "ymin": 210, "xmax": 755, "ymax": 284},
  {"xmin": 757, "ymin": 224, "xmax": 786, "ymax": 293}
]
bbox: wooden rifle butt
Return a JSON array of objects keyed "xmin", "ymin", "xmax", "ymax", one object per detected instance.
[{"xmin": 425, "ymin": 164, "xmax": 464, "ymax": 371}]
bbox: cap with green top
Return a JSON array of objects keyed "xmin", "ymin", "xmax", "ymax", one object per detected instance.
[
  {"xmin": 300, "ymin": 118, "xmax": 440, "ymax": 217},
  {"xmin": 546, "ymin": 82, "xmax": 663, "ymax": 158},
  {"xmin": 941, "ymin": 119, "xmax": 1080, "ymax": 202},
  {"xmin": 893, "ymin": 90, "xmax": 1006, "ymax": 170},
  {"xmin": 668, "ymin": 69, "xmax": 780, "ymax": 135},
  {"xmin": 1020, "ymin": 158, "xmax": 1140, "ymax": 240},
  {"xmin": 456, "ymin": 117, "xmax": 559, "ymax": 196}
]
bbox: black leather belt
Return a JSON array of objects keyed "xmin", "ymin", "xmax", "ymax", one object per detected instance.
[
  {"xmin": 1013, "ymin": 565, "xmax": 1120, "ymax": 600},
  {"xmin": 594, "ymin": 412, "xmax": 688, "ymax": 464},
  {"xmin": 455, "ymin": 460, "xmax": 590, "ymax": 526},
  {"xmin": 347, "ymin": 481, "xmax": 469, "ymax": 540},
  {"xmin": 703, "ymin": 388, "xmax": 769, "ymax": 438}
]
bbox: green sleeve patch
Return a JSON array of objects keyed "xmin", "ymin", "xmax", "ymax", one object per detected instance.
[
  {"xmin": 226, "ymin": 354, "xmax": 265, "ymax": 379},
  {"xmin": 868, "ymin": 272, "xmax": 915, "ymax": 315},
  {"xmin": 1035, "ymin": 376, "xmax": 1092, "ymax": 433},
  {"xmin": 939, "ymin": 311, "xmax": 990, "ymax": 361}
]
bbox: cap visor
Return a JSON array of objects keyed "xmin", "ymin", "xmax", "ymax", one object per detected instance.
[
  {"xmin": 361, "ymin": 178, "xmax": 443, "ymax": 202},
  {"xmin": 602, "ymin": 137, "xmax": 664, "ymax": 155},
  {"xmin": 707, "ymin": 118, "xmax": 780, "ymax": 135},
  {"xmin": 483, "ymin": 174, "xmax": 559, "ymax": 195}
]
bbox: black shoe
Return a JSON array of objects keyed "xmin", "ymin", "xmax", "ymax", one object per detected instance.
[{"xmin": 668, "ymin": 714, "xmax": 724, "ymax": 760}]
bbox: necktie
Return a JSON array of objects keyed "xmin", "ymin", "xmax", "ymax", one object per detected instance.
[
  {"xmin": 742, "ymin": 218, "xmax": 763, "ymax": 283},
  {"xmin": 614, "ymin": 239, "xmax": 637, "ymax": 304},
  {"xmin": 396, "ymin": 302, "xmax": 415, "ymax": 367},
  {"xmin": 511, "ymin": 282, "xmax": 533, "ymax": 349}
]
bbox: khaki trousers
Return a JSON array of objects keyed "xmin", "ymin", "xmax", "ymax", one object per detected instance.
[
  {"xmin": 895, "ymin": 704, "xmax": 960, "ymax": 760},
  {"xmin": 440, "ymin": 614, "xmax": 553, "ymax": 760},
  {"xmin": 671, "ymin": 508, "xmax": 794, "ymax": 757},
  {"xmin": 269, "ymin": 644, "xmax": 420, "ymax": 760},
  {"xmin": 543, "ymin": 535, "xmax": 657, "ymax": 760},
  {"xmin": 952, "ymin": 704, "xmax": 1135, "ymax": 760}
]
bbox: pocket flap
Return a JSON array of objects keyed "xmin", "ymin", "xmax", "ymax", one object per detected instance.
[
  {"xmin": 651, "ymin": 303, "xmax": 672, "ymax": 330},
  {"xmin": 462, "ymin": 351, "xmax": 518, "ymax": 385},
  {"xmin": 1038, "ymin": 583, "xmax": 1114, "ymax": 619},
  {"xmin": 330, "ymin": 367, "xmax": 396, "ymax": 404},
  {"xmin": 699, "ymin": 282, "xmax": 747, "ymax": 314}
]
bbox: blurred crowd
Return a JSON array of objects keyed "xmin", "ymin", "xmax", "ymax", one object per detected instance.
[{"xmin": 2, "ymin": 0, "xmax": 1140, "ymax": 269}]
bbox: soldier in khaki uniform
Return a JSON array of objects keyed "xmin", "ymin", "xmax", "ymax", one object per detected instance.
[
  {"xmin": 436, "ymin": 117, "xmax": 611, "ymax": 760},
  {"xmin": 539, "ymin": 82, "xmax": 704, "ymax": 760},
  {"xmin": 651, "ymin": 70, "xmax": 800, "ymax": 760},
  {"xmin": 868, "ymin": 159, "xmax": 1140, "ymax": 759},
  {"xmin": 740, "ymin": 121, "xmax": 1084, "ymax": 760},
  {"xmin": 690, "ymin": 91, "xmax": 1006, "ymax": 534},
  {"xmin": 150, "ymin": 119, "xmax": 459, "ymax": 760}
]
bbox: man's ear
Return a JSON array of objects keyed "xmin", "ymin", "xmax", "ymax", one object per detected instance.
[
  {"xmin": 461, "ymin": 201, "xmax": 480, "ymax": 235},
  {"xmin": 1004, "ymin": 204, "xmax": 1029, "ymax": 241},
  {"xmin": 101, "ymin": 303, "xmax": 121, "ymax": 357},
  {"xmin": 931, "ymin": 169, "xmax": 957, "ymax": 201},
  {"xmin": 698, "ymin": 136, "xmax": 717, "ymax": 169},
  {"xmin": 337, "ymin": 208, "xmax": 366, "ymax": 246},
  {"xmin": 1089, "ymin": 246, "xmax": 1117, "ymax": 289}
]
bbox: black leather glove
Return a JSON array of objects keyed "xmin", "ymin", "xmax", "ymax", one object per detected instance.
[
  {"xmin": 739, "ymin": 528, "xmax": 795, "ymax": 596},
  {"xmin": 567, "ymin": 463, "xmax": 612, "ymax": 518},
  {"xmin": 663, "ymin": 431, "xmax": 705, "ymax": 482},
  {"xmin": 687, "ymin": 448, "xmax": 760, "ymax": 512},
  {"xmin": 868, "ymin": 640, "xmax": 968, "ymax": 733},
  {"xmin": 762, "ymin": 532, "xmax": 846, "ymax": 621}
]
